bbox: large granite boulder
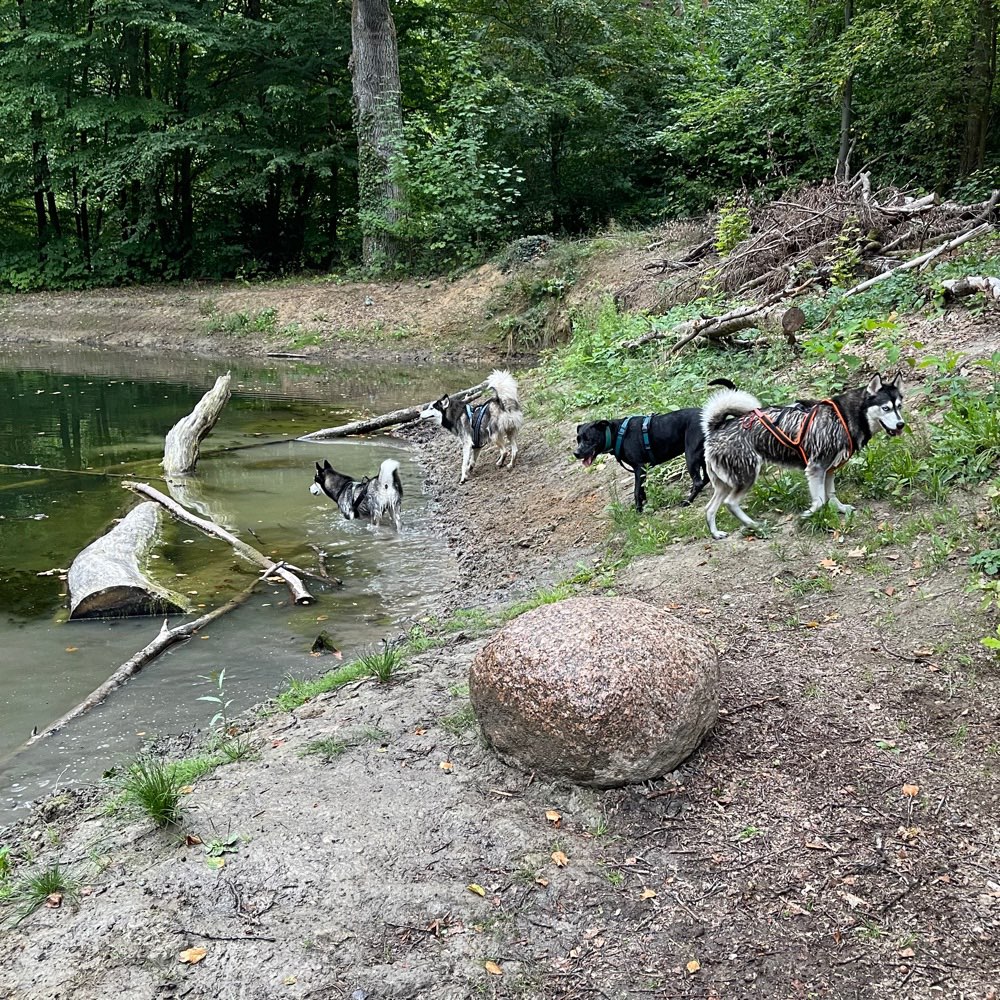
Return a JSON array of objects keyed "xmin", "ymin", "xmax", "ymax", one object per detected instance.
[{"xmin": 469, "ymin": 596, "xmax": 719, "ymax": 787}]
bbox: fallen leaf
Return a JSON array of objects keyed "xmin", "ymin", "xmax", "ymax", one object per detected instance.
[
  {"xmin": 847, "ymin": 547, "xmax": 867, "ymax": 558},
  {"xmin": 640, "ymin": 888, "xmax": 657, "ymax": 900},
  {"xmin": 271, "ymin": 739, "xmax": 285, "ymax": 749},
  {"xmin": 551, "ymin": 850, "xmax": 569, "ymax": 868},
  {"xmin": 898, "ymin": 947, "xmax": 915, "ymax": 959},
  {"xmin": 545, "ymin": 809, "xmax": 562, "ymax": 825},
  {"xmin": 686, "ymin": 959, "xmax": 701, "ymax": 974},
  {"xmin": 902, "ymin": 783, "xmax": 920, "ymax": 797},
  {"xmin": 535, "ymin": 876, "xmax": 549, "ymax": 888},
  {"xmin": 184, "ymin": 834, "xmax": 203, "ymax": 846},
  {"xmin": 283, "ymin": 976, "xmax": 297, "ymax": 986},
  {"xmin": 414, "ymin": 727, "xmax": 427, "ymax": 736},
  {"xmin": 805, "ymin": 839, "xmax": 833, "ymax": 851},
  {"xmin": 484, "ymin": 961, "xmax": 503, "ymax": 976},
  {"xmin": 178, "ymin": 947, "xmax": 207, "ymax": 965},
  {"xmin": 803, "ymin": 621, "xmax": 820, "ymax": 629},
  {"xmin": 467, "ymin": 883, "xmax": 486, "ymax": 897},
  {"xmin": 819, "ymin": 558, "xmax": 838, "ymax": 569},
  {"xmin": 884, "ymin": 586, "xmax": 896, "ymax": 596},
  {"xmin": 439, "ymin": 761, "xmax": 454, "ymax": 772},
  {"xmin": 205, "ymin": 857, "xmax": 225, "ymax": 870},
  {"xmin": 65, "ymin": 647, "xmax": 78, "ymax": 653},
  {"xmin": 912, "ymin": 648, "xmax": 934, "ymax": 658},
  {"xmin": 45, "ymin": 892, "xmax": 63, "ymax": 908},
  {"xmin": 783, "ymin": 902, "xmax": 809, "ymax": 916},
  {"xmin": 179, "ymin": 785, "xmax": 195, "ymax": 795},
  {"xmin": 841, "ymin": 891, "xmax": 866, "ymax": 909}
]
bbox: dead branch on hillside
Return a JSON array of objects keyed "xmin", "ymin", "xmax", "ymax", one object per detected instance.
[
  {"xmin": 298, "ymin": 379, "xmax": 488, "ymax": 441},
  {"xmin": 940, "ymin": 275, "xmax": 1000, "ymax": 303},
  {"xmin": 122, "ymin": 480, "xmax": 316, "ymax": 605}
]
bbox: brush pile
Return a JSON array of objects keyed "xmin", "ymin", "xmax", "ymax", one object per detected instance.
[{"xmin": 624, "ymin": 173, "xmax": 1000, "ymax": 351}]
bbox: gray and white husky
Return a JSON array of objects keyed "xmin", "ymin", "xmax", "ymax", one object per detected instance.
[
  {"xmin": 701, "ymin": 373, "xmax": 905, "ymax": 539},
  {"xmin": 310, "ymin": 458, "xmax": 403, "ymax": 530},
  {"xmin": 420, "ymin": 369, "xmax": 524, "ymax": 483}
]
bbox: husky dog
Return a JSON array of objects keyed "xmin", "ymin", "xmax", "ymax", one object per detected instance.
[
  {"xmin": 701, "ymin": 373, "xmax": 905, "ymax": 539},
  {"xmin": 420, "ymin": 369, "xmax": 524, "ymax": 484},
  {"xmin": 310, "ymin": 458, "xmax": 403, "ymax": 530},
  {"xmin": 572, "ymin": 378, "xmax": 738, "ymax": 512}
]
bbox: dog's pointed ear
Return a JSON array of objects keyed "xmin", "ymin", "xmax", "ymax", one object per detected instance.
[
  {"xmin": 324, "ymin": 459, "xmax": 333, "ymax": 470},
  {"xmin": 866, "ymin": 374, "xmax": 883, "ymax": 395},
  {"xmin": 441, "ymin": 394, "xmax": 451, "ymax": 407},
  {"xmin": 315, "ymin": 462, "xmax": 323, "ymax": 473},
  {"xmin": 891, "ymin": 371, "xmax": 904, "ymax": 391}
]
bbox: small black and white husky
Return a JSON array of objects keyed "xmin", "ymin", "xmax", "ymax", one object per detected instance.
[
  {"xmin": 420, "ymin": 369, "xmax": 524, "ymax": 483},
  {"xmin": 701, "ymin": 373, "xmax": 905, "ymax": 539},
  {"xmin": 310, "ymin": 458, "xmax": 403, "ymax": 530}
]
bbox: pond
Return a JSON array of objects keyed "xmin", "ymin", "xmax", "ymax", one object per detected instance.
[{"xmin": 0, "ymin": 345, "xmax": 469, "ymax": 827}]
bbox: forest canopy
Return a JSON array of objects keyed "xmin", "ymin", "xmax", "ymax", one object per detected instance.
[{"xmin": 0, "ymin": 0, "xmax": 996, "ymax": 288}]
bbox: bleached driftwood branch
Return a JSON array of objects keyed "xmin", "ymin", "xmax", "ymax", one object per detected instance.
[{"xmin": 163, "ymin": 372, "xmax": 232, "ymax": 476}]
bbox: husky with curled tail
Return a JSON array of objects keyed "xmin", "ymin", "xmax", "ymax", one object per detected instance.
[
  {"xmin": 310, "ymin": 457, "xmax": 403, "ymax": 530},
  {"xmin": 420, "ymin": 369, "xmax": 524, "ymax": 483},
  {"xmin": 701, "ymin": 373, "xmax": 905, "ymax": 539}
]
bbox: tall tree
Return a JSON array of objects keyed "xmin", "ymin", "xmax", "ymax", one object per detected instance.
[{"xmin": 351, "ymin": 0, "xmax": 404, "ymax": 268}]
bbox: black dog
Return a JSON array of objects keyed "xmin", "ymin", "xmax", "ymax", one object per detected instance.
[{"xmin": 573, "ymin": 379, "xmax": 737, "ymax": 513}]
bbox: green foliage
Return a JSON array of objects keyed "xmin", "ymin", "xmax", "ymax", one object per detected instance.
[
  {"xmin": 275, "ymin": 659, "xmax": 375, "ymax": 712},
  {"xmin": 714, "ymin": 201, "xmax": 751, "ymax": 257},
  {"xmin": 299, "ymin": 738, "xmax": 350, "ymax": 762},
  {"xmin": 359, "ymin": 644, "xmax": 404, "ymax": 685},
  {"xmin": 7, "ymin": 865, "xmax": 80, "ymax": 925},
  {"xmin": 970, "ymin": 549, "xmax": 1000, "ymax": 577},
  {"xmin": 121, "ymin": 758, "xmax": 183, "ymax": 828}
]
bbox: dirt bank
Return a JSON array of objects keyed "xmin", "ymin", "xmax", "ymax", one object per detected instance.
[{"xmin": 2, "ymin": 363, "xmax": 999, "ymax": 999}]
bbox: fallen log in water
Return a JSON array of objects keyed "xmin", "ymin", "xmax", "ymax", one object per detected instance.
[
  {"xmin": 67, "ymin": 502, "xmax": 186, "ymax": 620},
  {"xmin": 28, "ymin": 581, "xmax": 259, "ymax": 746},
  {"xmin": 163, "ymin": 372, "xmax": 232, "ymax": 476},
  {"xmin": 298, "ymin": 380, "xmax": 488, "ymax": 441},
  {"xmin": 122, "ymin": 480, "xmax": 316, "ymax": 605}
]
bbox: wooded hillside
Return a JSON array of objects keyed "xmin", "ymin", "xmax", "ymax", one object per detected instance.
[{"xmin": 1, "ymin": 0, "xmax": 997, "ymax": 288}]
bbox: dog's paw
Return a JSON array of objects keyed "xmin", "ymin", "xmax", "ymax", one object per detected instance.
[
  {"xmin": 835, "ymin": 503, "xmax": 855, "ymax": 515},
  {"xmin": 711, "ymin": 530, "xmax": 729, "ymax": 540}
]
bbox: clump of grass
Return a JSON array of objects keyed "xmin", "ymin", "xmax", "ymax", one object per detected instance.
[
  {"xmin": 275, "ymin": 659, "xmax": 374, "ymax": 712},
  {"xmin": 218, "ymin": 736, "xmax": 262, "ymax": 763},
  {"xmin": 122, "ymin": 757, "xmax": 183, "ymax": 827},
  {"xmin": 299, "ymin": 738, "xmax": 349, "ymax": 762},
  {"xmin": 0, "ymin": 847, "xmax": 11, "ymax": 880},
  {"xmin": 360, "ymin": 644, "xmax": 403, "ymax": 685},
  {"xmin": 439, "ymin": 703, "xmax": 477, "ymax": 736},
  {"xmin": 8, "ymin": 864, "xmax": 80, "ymax": 925}
]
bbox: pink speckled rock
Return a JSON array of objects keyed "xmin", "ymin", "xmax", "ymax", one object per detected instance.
[{"xmin": 470, "ymin": 596, "xmax": 719, "ymax": 787}]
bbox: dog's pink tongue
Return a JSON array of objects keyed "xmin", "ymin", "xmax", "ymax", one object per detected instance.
[{"xmin": 583, "ymin": 456, "xmax": 594, "ymax": 467}]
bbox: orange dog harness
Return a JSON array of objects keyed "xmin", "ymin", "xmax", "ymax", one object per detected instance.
[{"xmin": 741, "ymin": 399, "xmax": 854, "ymax": 469}]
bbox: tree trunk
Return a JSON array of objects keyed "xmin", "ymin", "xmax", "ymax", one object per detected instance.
[
  {"xmin": 68, "ymin": 502, "xmax": 186, "ymax": 619},
  {"xmin": 835, "ymin": 0, "xmax": 854, "ymax": 183},
  {"xmin": 351, "ymin": 0, "xmax": 403, "ymax": 269},
  {"xmin": 959, "ymin": 0, "xmax": 997, "ymax": 176},
  {"xmin": 162, "ymin": 372, "xmax": 232, "ymax": 476}
]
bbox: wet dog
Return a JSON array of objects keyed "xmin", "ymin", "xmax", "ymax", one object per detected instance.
[
  {"xmin": 420, "ymin": 369, "xmax": 524, "ymax": 484},
  {"xmin": 701, "ymin": 373, "xmax": 905, "ymax": 539},
  {"xmin": 572, "ymin": 378, "xmax": 737, "ymax": 512},
  {"xmin": 310, "ymin": 458, "xmax": 403, "ymax": 530}
]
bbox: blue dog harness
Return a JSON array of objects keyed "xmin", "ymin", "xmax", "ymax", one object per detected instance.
[
  {"xmin": 466, "ymin": 402, "xmax": 490, "ymax": 450},
  {"xmin": 610, "ymin": 414, "xmax": 655, "ymax": 470}
]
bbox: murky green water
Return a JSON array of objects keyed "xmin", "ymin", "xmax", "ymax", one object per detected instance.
[{"xmin": 0, "ymin": 346, "xmax": 468, "ymax": 826}]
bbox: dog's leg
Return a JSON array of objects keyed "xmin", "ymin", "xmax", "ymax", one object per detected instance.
[
  {"xmin": 634, "ymin": 467, "xmax": 648, "ymax": 513},
  {"xmin": 824, "ymin": 471, "xmax": 854, "ymax": 515},
  {"xmin": 460, "ymin": 441, "xmax": 474, "ymax": 483},
  {"xmin": 508, "ymin": 436, "xmax": 518, "ymax": 468},
  {"xmin": 724, "ymin": 488, "xmax": 759, "ymax": 530},
  {"xmin": 801, "ymin": 463, "xmax": 830, "ymax": 517},
  {"xmin": 684, "ymin": 458, "xmax": 708, "ymax": 505},
  {"xmin": 705, "ymin": 467, "xmax": 732, "ymax": 539}
]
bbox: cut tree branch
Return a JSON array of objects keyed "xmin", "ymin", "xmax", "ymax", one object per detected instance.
[
  {"xmin": 298, "ymin": 380, "xmax": 488, "ymax": 441},
  {"xmin": 940, "ymin": 275, "xmax": 1000, "ymax": 303},
  {"xmin": 163, "ymin": 372, "xmax": 232, "ymax": 476},
  {"xmin": 26, "ymin": 581, "xmax": 259, "ymax": 746},
  {"xmin": 122, "ymin": 481, "xmax": 315, "ymax": 605}
]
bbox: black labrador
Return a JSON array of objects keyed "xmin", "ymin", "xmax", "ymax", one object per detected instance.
[{"xmin": 572, "ymin": 379, "xmax": 736, "ymax": 513}]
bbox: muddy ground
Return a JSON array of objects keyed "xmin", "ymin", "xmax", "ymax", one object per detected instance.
[{"xmin": 1, "ymin": 273, "xmax": 999, "ymax": 1000}]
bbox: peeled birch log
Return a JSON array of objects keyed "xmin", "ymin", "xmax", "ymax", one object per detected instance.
[
  {"xmin": 68, "ymin": 502, "xmax": 186, "ymax": 620},
  {"xmin": 940, "ymin": 276, "xmax": 1000, "ymax": 303},
  {"xmin": 298, "ymin": 380, "xmax": 488, "ymax": 441},
  {"xmin": 163, "ymin": 372, "xmax": 232, "ymax": 476},
  {"xmin": 122, "ymin": 480, "xmax": 315, "ymax": 605}
]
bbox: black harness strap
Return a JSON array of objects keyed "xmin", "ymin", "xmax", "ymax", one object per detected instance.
[
  {"xmin": 466, "ymin": 402, "xmax": 490, "ymax": 450},
  {"xmin": 611, "ymin": 414, "xmax": 655, "ymax": 471}
]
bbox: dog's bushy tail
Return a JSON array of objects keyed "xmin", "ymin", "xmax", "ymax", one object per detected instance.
[
  {"xmin": 371, "ymin": 459, "xmax": 403, "ymax": 528},
  {"xmin": 488, "ymin": 368, "xmax": 524, "ymax": 433},
  {"xmin": 376, "ymin": 459, "xmax": 401, "ymax": 495},
  {"xmin": 701, "ymin": 388, "xmax": 762, "ymax": 436}
]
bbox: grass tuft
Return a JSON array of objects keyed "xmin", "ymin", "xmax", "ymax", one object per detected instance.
[
  {"xmin": 122, "ymin": 757, "xmax": 183, "ymax": 827},
  {"xmin": 8, "ymin": 864, "xmax": 80, "ymax": 925}
]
